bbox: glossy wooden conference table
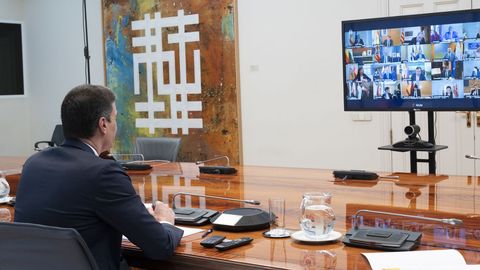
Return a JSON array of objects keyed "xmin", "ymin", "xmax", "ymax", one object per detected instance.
[
  {"xmin": 2, "ymin": 158, "xmax": 480, "ymax": 269},
  {"xmin": 122, "ymin": 163, "xmax": 480, "ymax": 270}
]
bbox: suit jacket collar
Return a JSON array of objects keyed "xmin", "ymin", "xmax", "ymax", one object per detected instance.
[{"xmin": 62, "ymin": 138, "xmax": 97, "ymax": 156}]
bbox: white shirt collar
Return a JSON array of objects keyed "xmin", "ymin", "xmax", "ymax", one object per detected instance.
[{"xmin": 82, "ymin": 142, "xmax": 99, "ymax": 157}]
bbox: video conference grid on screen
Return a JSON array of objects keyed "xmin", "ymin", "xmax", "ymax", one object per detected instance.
[{"xmin": 344, "ymin": 19, "xmax": 480, "ymax": 111}]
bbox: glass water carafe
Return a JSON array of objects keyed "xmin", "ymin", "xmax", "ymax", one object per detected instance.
[{"xmin": 300, "ymin": 192, "xmax": 335, "ymax": 240}]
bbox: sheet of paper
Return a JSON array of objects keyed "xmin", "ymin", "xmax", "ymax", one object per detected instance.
[
  {"xmin": 122, "ymin": 225, "xmax": 203, "ymax": 241},
  {"xmin": 175, "ymin": 226, "xmax": 204, "ymax": 237},
  {"xmin": 211, "ymin": 213, "xmax": 242, "ymax": 226},
  {"xmin": 396, "ymin": 265, "xmax": 480, "ymax": 270},
  {"xmin": 383, "ymin": 264, "xmax": 480, "ymax": 270},
  {"xmin": 362, "ymin": 249, "xmax": 467, "ymax": 270}
]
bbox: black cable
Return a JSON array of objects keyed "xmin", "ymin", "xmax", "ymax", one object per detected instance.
[{"xmin": 82, "ymin": 0, "xmax": 91, "ymax": 84}]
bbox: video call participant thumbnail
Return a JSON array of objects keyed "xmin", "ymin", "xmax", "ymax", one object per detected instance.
[{"xmin": 410, "ymin": 67, "xmax": 426, "ymax": 82}]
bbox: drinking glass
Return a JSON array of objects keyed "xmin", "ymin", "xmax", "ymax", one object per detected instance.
[
  {"xmin": 300, "ymin": 192, "xmax": 335, "ymax": 240},
  {"xmin": 264, "ymin": 198, "xmax": 290, "ymax": 238}
]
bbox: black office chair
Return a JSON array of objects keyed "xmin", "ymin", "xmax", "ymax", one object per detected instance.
[
  {"xmin": 0, "ymin": 222, "xmax": 99, "ymax": 270},
  {"xmin": 34, "ymin": 124, "xmax": 64, "ymax": 151},
  {"xmin": 135, "ymin": 137, "xmax": 181, "ymax": 162}
]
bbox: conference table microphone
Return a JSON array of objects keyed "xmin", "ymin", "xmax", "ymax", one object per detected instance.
[
  {"xmin": 352, "ymin": 209, "xmax": 463, "ymax": 229},
  {"xmin": 195, "ymin": 156, "xmax": 237, "ymax": 175},
  {"xmin": 171, "ymin": 192, "xmax": 260, "ymax": 210},
  {"xmin": 171, "ymin": 192, "xmax": 269, "ymax": 231},
  {"xmin": 343, "ymin": 209, "xmax": 463, "ymax": 251},
  {"xmin": 465, "ymin": 154, "xmax": 480, "ymax": 160}
]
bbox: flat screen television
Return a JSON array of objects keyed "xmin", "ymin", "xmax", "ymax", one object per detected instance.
[
  {"xmin": 0, "ymin": 22, "xmax": 24, "ymax": 96},
  {"xmin": 342, "ymin": 9, "xmax": 480, "ymax": 111}
]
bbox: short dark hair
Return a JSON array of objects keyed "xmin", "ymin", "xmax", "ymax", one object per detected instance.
[{"xmin": 61, "ymin": 84, "xmax": 116, "ymax": 139}]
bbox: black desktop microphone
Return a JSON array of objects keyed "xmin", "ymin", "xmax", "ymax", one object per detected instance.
[
  {"xmin": 196, "ymin": 156, "xmax": 237, "ymax": 175},
  {"xmin": 172, "ymin": 192, "xmax": 268, "ymax": 231}
]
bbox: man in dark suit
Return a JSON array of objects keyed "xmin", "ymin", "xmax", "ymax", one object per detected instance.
[
  {"xmin": 15, "ymin": 85, "xmax": 183, "ymax": 270},
  {"xmin": 411, "ymin": 83, "xmax": 422, "ymax": 97},
  {"xmin": 410, "ymin": 67, "xmax": 426, "ymax": 82},
  {"xmin": 382, "ymin": 87, "xmax": 393, "ymax": 99},
  {"xmin": 472, "ymin": 67, "xmax": 480, "ymax": 79},
  {"xmin": 445, "ymin": 86, "xmax": 453, "ymax": 98},
  {"xmin": 443, "ymin": 47, "xmax": 456, "ymax": 62},
  {"xmin": 382, "ymin": 66, "xmax": 397, "ymax": 81},
  {"xmin": 383, "ymin": 35, "xmax": 393, "ymax": 46}
]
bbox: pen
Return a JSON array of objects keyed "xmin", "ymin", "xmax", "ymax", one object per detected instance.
[
  {"xmin": 152, "ymin": 201, "xmax": 157, "ymax": 211},
  {"xmin": 202, "ymin": 229, "xmax": 213, "ymax": 238}
]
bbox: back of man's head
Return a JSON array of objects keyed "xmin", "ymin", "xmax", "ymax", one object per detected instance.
[{"xmin": 61, "ymin": 84, "xmax": 116, "ymax": 139}]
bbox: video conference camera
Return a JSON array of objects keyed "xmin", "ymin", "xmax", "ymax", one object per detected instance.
[
  {"xmin": 404, "ymin": 124, "xmax": 421, "ymax": 138},
  {"xmin": 392, "ymin": 124, "xmax": 434, "ymax": 149}
]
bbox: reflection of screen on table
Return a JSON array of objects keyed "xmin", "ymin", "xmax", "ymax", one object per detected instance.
[{"xmin": 343, "ymin": 9, "xmax": 480, "ymax": 111}]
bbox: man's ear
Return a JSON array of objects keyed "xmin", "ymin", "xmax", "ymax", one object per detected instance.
[{"xmin": 98, "ymin": 117, "xmax": 108, "ymax": 135}]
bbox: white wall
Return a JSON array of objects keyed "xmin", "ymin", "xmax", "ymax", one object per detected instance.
[
  {"xmin": 24, "ymin": 0, "xmax": 104, "ymax": 150},
  {"xmin": 1, "ymin": 0, "xmax": 398, "ymax": 172},
  {"xmin": 237, "ymin": 0, "xmax": 390, "ymax": 170},
  {"xmin": 0, "ymin": 0, "xmax": 31, "ymax": 156},
  {"xmin": 0, "ymin": 0, "xmax": 104, "ymax": 156}
]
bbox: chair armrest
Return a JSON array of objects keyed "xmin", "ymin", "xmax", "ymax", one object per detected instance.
[{"xmin": 34, "ymin": 141, "xmax": 55, "ymax": 151}]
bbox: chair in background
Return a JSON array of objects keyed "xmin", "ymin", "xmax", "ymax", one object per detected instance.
[
  {"xmin": 135, "ymin": 137, "xmax": 181, "ymax": 162},
  {"xmin": 0, "ymin": 222, "xmax": 99, "ymax": 270},
  {"xmin": 34, "ymin": 124, "xmax": 64, "ymax": 151}
]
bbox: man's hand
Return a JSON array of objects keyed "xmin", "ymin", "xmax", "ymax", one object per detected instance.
[{"xmin": 148, "ymin": 201, "xmax": 175, "ymax": 224}]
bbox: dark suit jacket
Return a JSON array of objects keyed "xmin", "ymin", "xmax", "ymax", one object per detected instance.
[
  {"xmin": 15, "ymin": 138, "xmax": 183, "ymax": 270},
  {"xmin": 382, "ymin": 72, "xmax": 397, "ymax": 81},
  {"xmin": 410, "ymin": 73, "xmax": 426, "ymax": 81}
]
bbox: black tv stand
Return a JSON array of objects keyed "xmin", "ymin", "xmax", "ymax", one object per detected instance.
[{"xmin": 378, "ymin": 111, "xmax": 447, "ymax": 174}]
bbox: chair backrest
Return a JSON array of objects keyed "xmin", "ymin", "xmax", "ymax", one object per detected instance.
[
  {"xmin": 0, "ymin": 222, "xmax": 99, "ymax": 270},
  {"xmin": 34, "ymin": 124, "xmax": 65, "ymax": 151},
  {"xmin": 135, "ymin": 137, "xmax": 181, "ymax": 162},
  {"xmin": 51, "ymin": 124, "xmax": 65, "ymax": 146}
]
